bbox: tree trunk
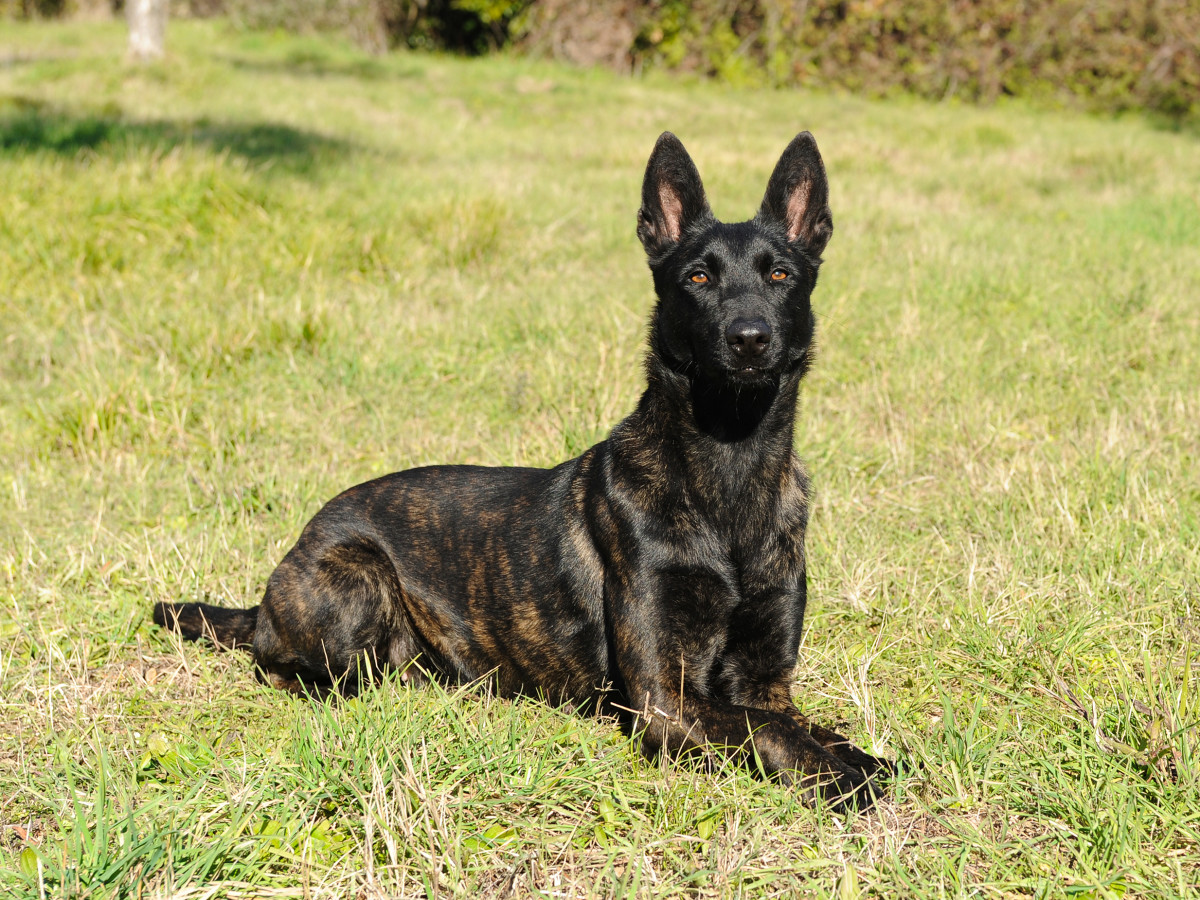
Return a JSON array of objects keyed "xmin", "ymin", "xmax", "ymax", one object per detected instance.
[{"xmin": 127, "ymin": 0, "xmax": 168, "ymax": 62}]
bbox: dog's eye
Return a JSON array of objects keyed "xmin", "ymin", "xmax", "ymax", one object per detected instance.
[
  {"xmin": 689, "ymin": 271, "xmax": 709, "ymax": 285},
  {"xmin": 770, "ymin": 269, "xmax": 788, "ymax": 282}
]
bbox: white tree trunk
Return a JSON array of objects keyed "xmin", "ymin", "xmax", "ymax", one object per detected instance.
[{"xmin": 127, "ymin": 0, "xmax": 168, "ymax": 62}]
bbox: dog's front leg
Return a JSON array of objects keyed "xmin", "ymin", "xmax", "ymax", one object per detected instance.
[
  {"xmin": 623, "ymin": 672, "xmax": 876, "ymax": 810},
  {"xmin": 608, "ymin": 598, "xmax": 878, "ymax": 810},
  {"xmin": 716, "ymin": 597, "xmax": 894, "ymax": 786}
]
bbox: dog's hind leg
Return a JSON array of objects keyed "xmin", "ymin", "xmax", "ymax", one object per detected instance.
[{"xmin": 252, "ymin": 536, "xmax": 426, "ymax": 697}]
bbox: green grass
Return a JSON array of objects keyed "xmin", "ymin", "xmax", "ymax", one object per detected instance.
[{"xmin": 2, "ymin": 17, "xmax": 1198, "ymax": 899}]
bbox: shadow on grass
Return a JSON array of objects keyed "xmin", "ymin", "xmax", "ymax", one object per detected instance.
[
  {"xmin": 0, "ymin": 96, "xmax": 355, "ymax": 174},
  {"xmin": 217, "ymin": 49, "xmax": 424, "ymax": 82},
  {"xmin": 1144, "ymin": 109, "xmax": 1200, "ymax": 139}
]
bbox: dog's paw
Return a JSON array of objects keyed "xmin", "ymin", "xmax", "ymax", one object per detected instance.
[
  {"xmin": 806, "ymin": 723, "xmax": 892, "ymax": 781},
  {"xmin": 827, "ymin": 768, "xmax": 887, "ymax": 814},
  {"xmin": 792, "ymin": 764, "xmax": 885, "ymax": 814},
  {"xmin": 826, "ymin": 742, "xmax": 886, "ymax": 776},
  {"xmin": 850, "ymin": 749, "xmax": 895, "ymax": 785}
]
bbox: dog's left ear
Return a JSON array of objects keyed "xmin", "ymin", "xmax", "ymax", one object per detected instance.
[
  {"xmin": 759, "ymin": 132, "xmax": 833, "ymax": 257},
  {"xmin": 638, "ymin": 132, "xmax": 712, "ymax": 257}
]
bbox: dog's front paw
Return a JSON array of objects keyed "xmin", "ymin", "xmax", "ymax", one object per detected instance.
[
  {"xmin": 845, "ymin": 748, "xmax": 895, "ymax": 786},
  {"xmin": 829, "ymin": 767, "xmax": 887, "ymax": 813},
  {"xmin": 791, "ymin": 763, "xmax": 885, "ymax": 814},
  {"xmin": 806, "ymin": 723, "xmax": 894, "ymax": 785}
]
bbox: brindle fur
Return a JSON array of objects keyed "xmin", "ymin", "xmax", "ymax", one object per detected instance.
[{"xmin": 154, "ymin": 132, "xmax": 891, "ymax": 810}]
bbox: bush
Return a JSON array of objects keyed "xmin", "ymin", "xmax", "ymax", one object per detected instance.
[
  {"xmin": 519, "ymin": 0, "xmax": 1199, "ymax": 118},
  {"xmin": 219, "ymin": 0, "xmax": 524, "ymax": 54}
]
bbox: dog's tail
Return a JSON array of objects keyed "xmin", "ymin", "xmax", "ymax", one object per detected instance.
[{"xmin": 153, "ymin": 602, "xmax": 259, "ymax": 650}]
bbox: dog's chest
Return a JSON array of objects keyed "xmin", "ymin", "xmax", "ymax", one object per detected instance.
[
  {"xmin": 650, "ymin": 517, "xmax": 804, "ymax": 694},
  {"xmin": 662, "ymin": 501, "xmax": 806, "ymax": 619}
]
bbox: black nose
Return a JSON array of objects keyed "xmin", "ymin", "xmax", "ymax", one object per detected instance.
[{"xmin": 725, "ymin": 318, "xmax": 772, "ymax": 359}]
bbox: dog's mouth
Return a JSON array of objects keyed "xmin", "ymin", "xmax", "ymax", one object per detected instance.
[
  {"xmin": 732, "ymin": 361, "xmax": 771, "ymax": 376},
  {"xmin": 728, "ymin": 362, "xmax": 778, "ymax": 385}
]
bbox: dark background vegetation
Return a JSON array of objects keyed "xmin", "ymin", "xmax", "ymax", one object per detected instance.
[{"xmin": 4, "ymin": 1, "xmax": 1198, "ymax": 117}]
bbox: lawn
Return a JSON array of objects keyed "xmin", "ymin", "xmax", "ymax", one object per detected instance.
[{"xmin": 1, "ymin": 17, "xmax": 1198, "ymax": 899}]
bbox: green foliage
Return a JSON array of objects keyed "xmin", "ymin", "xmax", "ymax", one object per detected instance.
[
  {"xmin": 1, "ymin": 18, "xmax": 1199, "ymax": 899},
  {"xmin": 218, "ymin": 0, "xmax": 528, "ymax": 54},
  {"xmin": 619, "ymin": 0, "xmax": 1200, "ymax": 117},
  {"xmin": 5, "ymin": 0, "xmax": 1197, "ymax": 115}
]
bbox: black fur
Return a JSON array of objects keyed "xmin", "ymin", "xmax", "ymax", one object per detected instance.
[{"xmin": 154, "ymin": 131, "xmax": 891, "ymax": 811}]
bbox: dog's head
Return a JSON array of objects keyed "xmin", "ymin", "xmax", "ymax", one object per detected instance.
[{"xmin": 638, "ymin": 132, "xmax": 832, "ymax": 387}]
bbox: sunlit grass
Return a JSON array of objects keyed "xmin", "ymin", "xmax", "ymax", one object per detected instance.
[{"xmin": 2, "ymin": 17, "xmax": 1198, "ymax": 899}]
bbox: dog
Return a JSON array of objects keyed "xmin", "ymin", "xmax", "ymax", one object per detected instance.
[{"xmin": 154, "ymin": 131, "xmax": 891, "ymax": 810}]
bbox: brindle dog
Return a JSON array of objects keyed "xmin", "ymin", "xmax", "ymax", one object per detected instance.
[{"xmin": 154, "ymin": 132, "xmax": 891, "ymax": 810}]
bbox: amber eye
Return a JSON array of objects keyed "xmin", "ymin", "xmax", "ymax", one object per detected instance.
[
  {"xmin": 770, "ymin": 268, "xmax": 788, "ymax": 282},
  {"xmin": 690, "ymin": 271, "xmax": 709, "ymax": 284}
]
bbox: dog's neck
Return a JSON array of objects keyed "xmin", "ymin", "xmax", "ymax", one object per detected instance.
[
  {"xmin": 615, "ymin": 353, "xmax": 803, "ymax": 508},
  {"xmin": 686, "ymin": 373, "xmax": 793, "ymax": 444}
]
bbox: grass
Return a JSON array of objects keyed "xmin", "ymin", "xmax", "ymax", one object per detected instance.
[{"xmin": 1, "ymin": 16, "xmax": 1198, "ymax": 899}]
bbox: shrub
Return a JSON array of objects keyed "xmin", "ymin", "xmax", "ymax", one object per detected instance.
[{"xmin": 520, "ymin": 0, "xmax": 1199, "ymax": 117}]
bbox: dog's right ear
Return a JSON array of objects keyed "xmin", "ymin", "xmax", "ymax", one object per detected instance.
[{"xmin": 637, "ymin": 132, "xmax": 712, "ymax": 257}]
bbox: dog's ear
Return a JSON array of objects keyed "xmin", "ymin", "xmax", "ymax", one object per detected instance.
[
  {"xmin": 759, "ymin": 131, "xmax": 833, "ymax": 256},
  {"xmin": 637, "ymin": 132, "xmax": 712, "ymax": 257}
]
